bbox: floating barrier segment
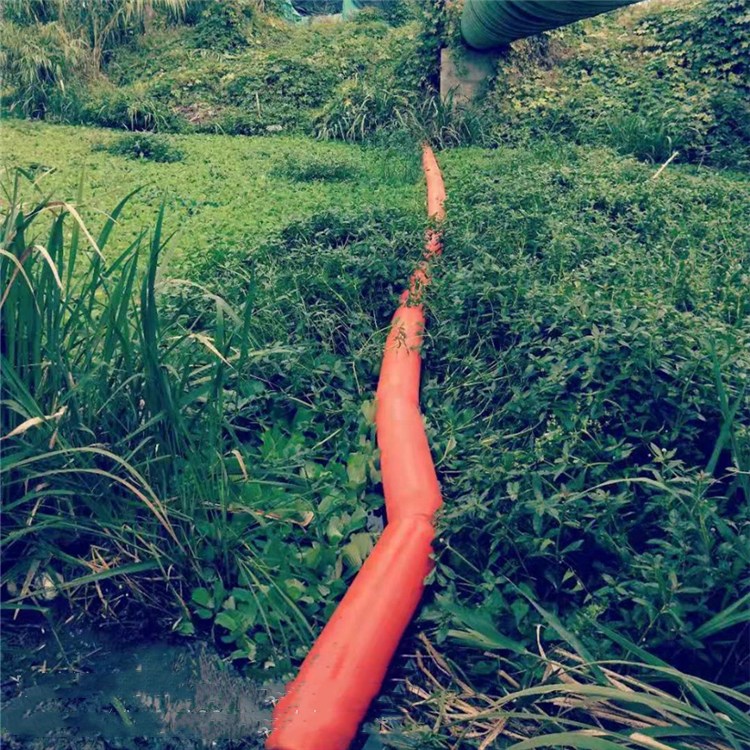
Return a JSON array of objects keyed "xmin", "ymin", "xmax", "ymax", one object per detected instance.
[
  {"xmin": 266, "ymin": 146, "xmax": 446, "ymax": 750},
  {"xmin": 461, "ymin": 0, "xmax": 641, "ymax": 50}
]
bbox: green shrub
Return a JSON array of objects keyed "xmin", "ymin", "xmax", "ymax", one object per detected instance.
[
  {"xmin": 708, "ymin": 86, "xmax": 750, "ymax": 167},
  {"xmin": 105, "ymin": 132, "xmax": 184, "ymax": 162},
  {"xmin": 272, "ymin": 153, "xmax": 359, "ymax": 181},
  {"xmin": 360, "ymin": 0, "xmax": 420, "ymax": 27},
  {"xmin": 639, "ymin": 0, "xmax": 750, "ymax": 87},
  {"xmin": 193, "ymin": 0, "xmax": 256, "ymax": 51},
  {"xmin": 221, "ymin": 56, "xmax": 338, "ymax": 133},
  {"xmin": 77, "ymin": 81, "xmax": 185, "ymax": 131}
]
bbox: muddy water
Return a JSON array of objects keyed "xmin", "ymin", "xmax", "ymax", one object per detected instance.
[{"xmin": 1, "ymin": 622, "xmax": 282, "ymax": 750}]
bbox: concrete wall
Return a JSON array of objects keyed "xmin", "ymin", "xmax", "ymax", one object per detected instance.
[{"xmin": 439, "ymin": 47, "xmax": 498, "ymax": 106}]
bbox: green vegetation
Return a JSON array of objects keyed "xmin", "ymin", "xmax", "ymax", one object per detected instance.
[
  {"xmin": 409, "ymin": 141, "xmax": 750, "ymax": 740},
  {"xmin": 0, "ymin": 120, "xmax": 422, "ymax": 271},
  {"xmin": 476, "ymin": 0, "xmax": 750, "ymax": 168},
  {"xmin": 0, "ymin": 0, "xmax": 430, "ymax": 136},
  {"xmin": 1, "ymin": 157, "xmax": 422, "ymax": 671},
  {"xmin": 1, "ymin": 0, "xmax": 749, "ymax": 747},
  {"xmin": 2, "ymin": 0, "xmax": 747, "ymax": 168},
  {"xmin": 104, "ymin": 131, "xmax": 185, "ymax": 162}
]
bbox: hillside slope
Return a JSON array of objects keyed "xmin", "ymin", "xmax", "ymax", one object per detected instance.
[
  {"xmin": 2, "ymin": 0, "xmax": 748, "ymax": 167},
  {"xmin": 471, "ymin": 0, "xmax": 750, "ymax": 167}
]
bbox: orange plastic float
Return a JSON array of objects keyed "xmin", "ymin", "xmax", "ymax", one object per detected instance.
[{"xmin": 266, "ymin": 146, "xmax": 446, "ymax": 750}]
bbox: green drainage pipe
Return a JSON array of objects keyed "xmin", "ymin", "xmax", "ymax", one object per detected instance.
[{"xmin": 461, "ymin": 0, "xmax": 642, "ymax": 50}]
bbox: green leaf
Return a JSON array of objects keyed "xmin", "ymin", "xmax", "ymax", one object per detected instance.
[
  {"xmin": 191, "ymin": 587, "xmax": 213, "ymax": 609},
  {"xmin": 440, "ymin": 596, "xmax": 527, "ymax": 654},
  {"xmin": 214, "ymin": 611, "xmax": 240, "ymax": 631}
]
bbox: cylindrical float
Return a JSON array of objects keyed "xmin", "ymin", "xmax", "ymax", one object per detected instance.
[{"xmin": 266, "ymin": 146, "xmax": 446, "ymax": 750}]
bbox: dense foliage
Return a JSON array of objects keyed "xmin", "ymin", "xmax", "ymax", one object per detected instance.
[
  {"xmin": 2, "ymin": 1, "xmax": 749, "ymax": 747},
  {"xmin": 426, "ymin": 143, "xmax": 750, "ymax": 682},
  {"xmin": 2, "ymin": 0, "xmax": 748, "ymax": 171},
  {"xmin": 192, "ymin": 0, "xmax": 257, "ymax": 51},
  {"xmin": 476, "ymin": 0, "xmax": 750, "ymax": 168},
  {"xmin": 0, "ymin": 0, "xmax": 429, "ymax": 136},
  {"xmin": 0, "ymin": 129, "xmax": 422, "ymax": 674}
]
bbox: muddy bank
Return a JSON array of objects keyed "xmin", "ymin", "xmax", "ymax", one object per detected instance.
[{"xmin": 1, "ymin": 620, "xmax": 281, "ymax": 750}]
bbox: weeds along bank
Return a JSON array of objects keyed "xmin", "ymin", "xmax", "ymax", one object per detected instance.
[
  {"xmin": 1, "ymin": 1, "xmax": 748, "ymax": 168},
  {"xmin": 469, "ymin": 0, "xmax": 750, "ymax": 169},
  {"xmin": 1, "ymin": 128, "xmax": 426, "ymax": 675},
  {"xmin": 417, "ymin": 143, "xmax": 750, "ymax": 724},
  {"xmin": 0, "ymin": 0, "xmax": 434, "ymax": 138}
]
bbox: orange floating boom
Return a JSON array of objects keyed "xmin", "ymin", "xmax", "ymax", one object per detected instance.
[{"xmin": 266, "ymin": 146, "xmax": 446, "ymax": 750}]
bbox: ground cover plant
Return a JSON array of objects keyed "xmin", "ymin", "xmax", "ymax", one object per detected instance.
[
  {"xmin": 397, "ymin": 141, "xmax": 750, "ymax": 742},
  {"xmin": 3, "ymin": 132, "xmax": 747, "ymax": 746},
  {"xmin": 344, "ymin": 135, "xmax": 750, "ymax": 747},
  {"xmin": 0, "ymin": 120, "xmax": 423, "ymax": 272},
  {"xmin": 2, "ymin": 0, "xmax": 749, "ymax": 747}
]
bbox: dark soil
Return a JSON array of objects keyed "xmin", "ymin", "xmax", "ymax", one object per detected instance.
[{"xmin": 1, "ymin": 619, "xmax": 280, "ymax": 750}]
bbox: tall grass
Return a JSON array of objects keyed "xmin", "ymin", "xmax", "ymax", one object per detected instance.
[
  {"xmin": 0, "ymin": 20, "xmax": 87, "ymax": 119},
  {"xmin": 0, "ymin": 170, "xmax": 282, "ymax": 622},
  {"xmin": 0, "ymin": 169, "xmax": 422, "ymax": 670},
  {"xmin": 395, "ymin": 625, "xmax": 750, "ymax": 749}
]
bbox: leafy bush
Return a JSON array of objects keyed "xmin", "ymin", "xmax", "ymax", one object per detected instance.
[
  {"xmin": 105, "ymin": 132, "xmax": 184, "ymax": 162},
  {"xmin": 76, "ymin": 80, "xmax": 186, "ymax": 131},
  {"xmin": 221, "ymin": 56, "xmax": 338, "ymax": 134},
  {"xmin": 272, "ymin": 152, "xmax": 359, "ymax": 181},
  {"xmin": 314, "ymin": 2, "xmax": 444, "ymax": 142},
  {"xmin": 639, "ymin": 0, "xmax": 750, "ymax": 87},
  {"xmin": 193, "ymin": 0, "xmax": 256, "ymax": 50}
]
